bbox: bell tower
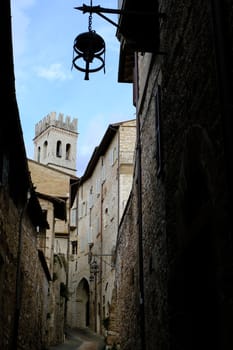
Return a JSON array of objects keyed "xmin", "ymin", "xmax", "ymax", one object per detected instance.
[{"xmin": 33, "ymin": 112, "xmax": 78, "ymax": 176}]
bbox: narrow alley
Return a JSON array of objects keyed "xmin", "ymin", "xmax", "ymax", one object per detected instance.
[
  {"xmin": 2, "ymin": 0, "xmax": 233, "ymax": 350},
  {"xmin": 49, "ymin": 328, "xmax": 105, "ymax": 350}
]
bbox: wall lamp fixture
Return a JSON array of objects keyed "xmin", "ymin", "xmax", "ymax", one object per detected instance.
[
  {"xmin": 72, "ymin": 1, "xmax": 164, "ymax": 80},
  {"xmin": 72, "ymin": 0, "xmax": 106, "ymax": 80}
]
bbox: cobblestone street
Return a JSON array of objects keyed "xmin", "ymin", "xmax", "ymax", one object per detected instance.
[{"xmin": 49, "ymin": 328, "xmax": 105, "ymax": 350}]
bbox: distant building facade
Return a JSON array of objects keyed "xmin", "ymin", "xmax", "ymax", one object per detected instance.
[
  {"xmin": 28, "ymin": 112, "xmax": 79, "ymax": 345},
  {"xmin": 68, "ymin": 120, "xmax": 136, "ymax": 334}
]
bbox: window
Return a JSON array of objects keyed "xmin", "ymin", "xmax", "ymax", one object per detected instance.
[
  {"xmin": 88, "ymin": 226, "xmax": 93, "ymax": 245},
  {"xmin": 43, "ymin": 141, "xmax": 48, "ymax": 158},
  {"xmin": 83, "ymin": 201, "xmax": 87, "ymax": 216},
  {"xmin": 96, "ymin": 178, "xmax": 101, "ymax": 196},
  {"xmin": 70, "ymin": 208, "xmax": 77, "ymax": 227},
  {"xmin": 94, "ymin": 217, "xmax": 100, "ymax": 236},
  {"xmin": 79, "ymin": 201, "xmax": 87, "ymax": 219},
  {"xmin": 89, "ymin": 187, "xmax": 94, "ymax": 209},
  {"xmin": 66, "ymin": 143, "xmax": 71, "ymax": 160},
  {"xmin": 37, "ymin": 146, "xmax": 41, "ymax": 162},
  {"xmin": 71, "ymin": 241, "xmax": 78, "ymax": 254},
  {"xmin": 56, "ymin": 140, "xmax": 62, "ymax": 158},
  {"xmin": 110, "ymin": 146, "xmax": 118, "ymax": 166},
  {"xmin": 101, "ymin": 163, "xmax": 106, "ymax": 183}
]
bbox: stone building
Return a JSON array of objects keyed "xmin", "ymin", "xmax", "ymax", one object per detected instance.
[
  {"xmin": 0, "ymin": 2, "xmax": 52, "ymax": 348},
  {"xmin": 28, "ymin": 159, "xmax": 78, "ymax": 263},
  {"xmin": 69, "ymin": 120, "xmax": 136, "ymax": 335},
  {"xmin": 111, "ymin": 0, "xmax": 233, "ymax": 350},
  {"xmin": 34, "ymin": 111, "xmax": 78, "ymax": 176},
  {"xmin": 28, "ymin": 113, "xmax": 79, "ymax": 344}
]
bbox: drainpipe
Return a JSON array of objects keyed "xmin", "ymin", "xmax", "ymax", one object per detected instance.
[
  {"xmin": 135, "ymin": 52, "xmax": 146, "ymax": 349},
  {"xmin": 210, "ymin": 0, "xmax": 233, "ymax": 216},
  {"xmin": 11, "ymin": 190, "xmax": 31, "ymax": 350}
]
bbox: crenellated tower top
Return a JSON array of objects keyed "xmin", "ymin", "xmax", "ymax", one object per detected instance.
[
  {"xmin": 35, "ymin": 112, "xmax": 78, "ymax": 137},
  {"xmin": 34, "ymin": 112, "xmax": 78, "ymax": 176}
]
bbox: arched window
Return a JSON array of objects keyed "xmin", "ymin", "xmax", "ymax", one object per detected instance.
[
  {"xmin": 56, "ymin": 140, "xmax": 62, "ymax": 158},
  {"xmin": 43, "ymin": 141, "xmax": 48, "ymax": 158},
  {"xmin": 37, "ymin": 146, "xmax": 41, "ymax": 162},
  {"xmin": 66, "ymin": 143, "xmax": 71, "ymax": 160}
]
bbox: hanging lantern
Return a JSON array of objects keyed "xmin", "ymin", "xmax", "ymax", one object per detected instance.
[{"xmin": 72, "ymin": 30, "xmax": 106, "ymax": 80}]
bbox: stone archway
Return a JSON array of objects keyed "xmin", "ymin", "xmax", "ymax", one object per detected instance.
[{"xmin": 76, "ymin": 278, "xmax": 90, "ymax": 328}]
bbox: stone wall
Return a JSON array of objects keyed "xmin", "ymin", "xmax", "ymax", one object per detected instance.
[
  {"xmin": 160, "ymin": 1, "xmax": 233, "ymax": 349},
  {"xmin": 1, "ymin": 2, "xmax": 57, "ymax": 348},
  {"xmin": 0, "ymin": 186, "xmax": 50, "ymax": 350},
  {"xmin": 49, "ymin": 254, "xmax": 67, "ymax": 346},
  {"xmin": 115, "ymin": 0, "xmax": 233, "ymax": 349},
  {"xmin": 113, "ymin": 190, "xmax": 141, "ymax": 349}
]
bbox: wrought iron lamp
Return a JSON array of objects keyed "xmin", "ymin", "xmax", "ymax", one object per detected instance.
[
  {"xmin": 72, "ymin": 1, "xmax": 164, "ymax": 79},
  {"xmin": 72, "ymin": 0, "xmax": 105, "ymax": 80}
]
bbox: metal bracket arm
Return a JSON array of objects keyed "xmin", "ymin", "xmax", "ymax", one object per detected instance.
[{"xmin": 74, "ymin": 5, "xmax": 165, "ymax": 29}]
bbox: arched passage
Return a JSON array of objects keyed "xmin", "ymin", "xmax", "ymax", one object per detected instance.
[{"xmin": 76, "ymin": 278, "xmax": 90, "ymax": 328}]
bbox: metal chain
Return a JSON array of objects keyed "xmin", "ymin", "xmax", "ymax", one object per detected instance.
[{"xmin": 88, "ymin": 0, "xmax": 93, "ymax": 31}]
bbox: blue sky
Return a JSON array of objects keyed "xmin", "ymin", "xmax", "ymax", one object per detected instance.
[{"xmin": 11, "ymin": 0, "xmax": 135, "ymax": 176}]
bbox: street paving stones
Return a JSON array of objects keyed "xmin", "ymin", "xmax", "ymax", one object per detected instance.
[{"xmin": 48, "ymin": 327, "xmax": 105, "ymax": 350}]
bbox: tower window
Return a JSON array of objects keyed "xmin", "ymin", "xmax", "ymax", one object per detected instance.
[
  {"xmin": 37, "ymin": 146, "xmax": 41, "ymax": 162},
  {"xmin": 43, "ymin": 141, "xmax": 48, "ymax": 158},
  {"xmin": 56, "ymin": 141, "xmax": 62, "ymax": 158},
  {"xmin": 66, "ymin": 143, "xmax": 71, "ymax": 160}
]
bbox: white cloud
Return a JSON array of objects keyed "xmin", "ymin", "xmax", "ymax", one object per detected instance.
[{"xmin": 35, "ymin": 63, "xmax": 72, "ymax": 81}]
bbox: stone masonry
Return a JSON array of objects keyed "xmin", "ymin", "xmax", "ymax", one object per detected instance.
[
  {"xmin": 114, "ymin": 0, "xmax": 233, "ymax": 349},
  {"xmin": 75, "ymin": 120, "xmax": 136, "ymax": 337},
  {"xmin": 0, "ymin": 186, "xmax": 50, "ymax": 350},
  {"xmin": 34, "ymin": 112, "xmax": 78, "ymax": 176}
]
